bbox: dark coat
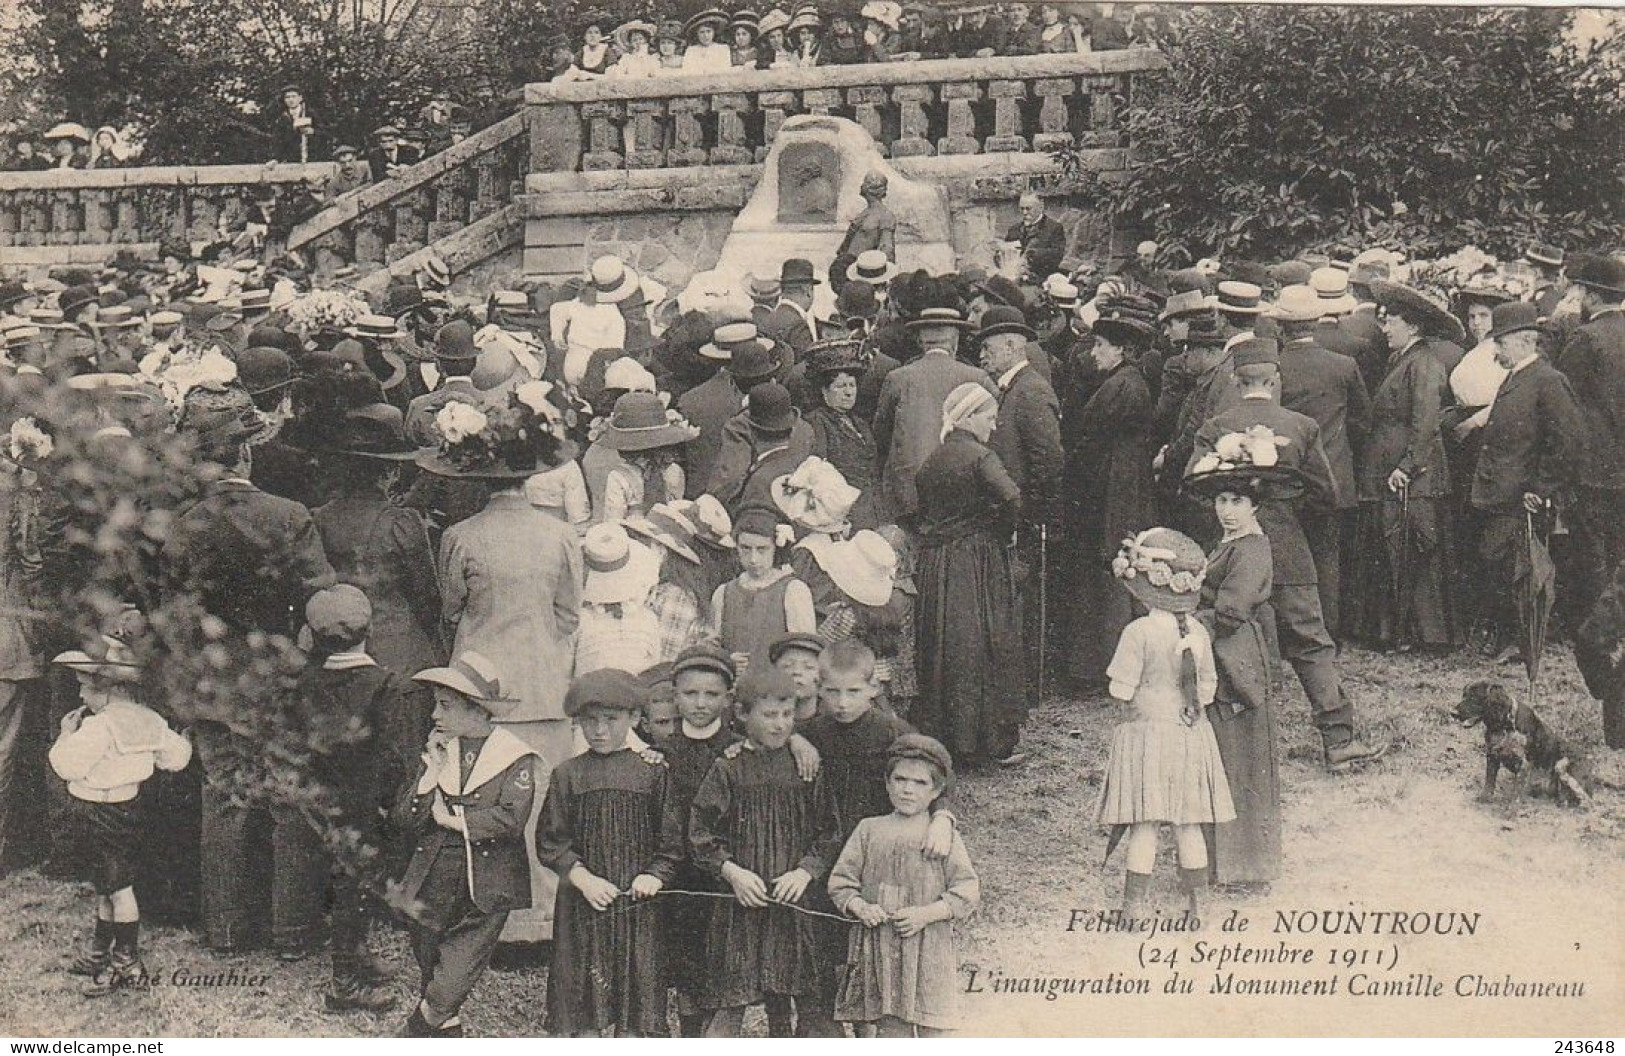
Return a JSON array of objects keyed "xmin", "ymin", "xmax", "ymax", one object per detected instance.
[
  {"xmin": 394, "ymin": 730, "xmax": 541, "ymax": 916},
  {"xmin": 314, "ymin": 494, "xmax": 445, "ymax": 677},
  {"xmin": 1317, "ymin": 312, "xmax": 1388, "ymax": 395},
  {"xmin": 1279, "ymin": 336, "xmax": 1370, "ymax": 509},
  {"xmin": 1061, "ymin": 360, "xmax": 1154, "ymax": 557},
  {"xmin": 676, "ymin": 371, "xmax": 745, "ymax": 499},
  {"xmin": 1555, "ymin": 309, "xmax": 1625, "ymax": 491},
  {"xmin": 163, "ymin": 479, "xmax": 335, "ymax": 636},
  {"xmin": 1003, "ymin": 216, "xmax": 1067, "ymax": 281},
  {"xmin": 872, "ymin": 350, "xmax": 995, "ymax": 524},
  {"xmin": 708, "ymin": 414, "xmax": 816, "ymax": 514},
  {"xmin": 271, "ymin": 106, "xmax": 320, "ymax": 163},
  {"xmin": 1190, "ymin": 397, "xmax": 1336, "ymax": 586},
  {"xmin": 1470, "ymin": 357, "xmax": 1587, "ymax": 512},
  {"xmin": 989, "ymin": 363, "xmax": 1064, "ymax": 524},
  {"xmin": 1359, "ymin": 339, "xmax": 1450, "ymax": 502},
  {"xmin": 760, "ymin": 302, "xmax": 818, "ymax": 358}
]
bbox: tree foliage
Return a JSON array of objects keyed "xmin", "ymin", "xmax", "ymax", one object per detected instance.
[{"xmin": 1090, "ymin": 6, "xmax": 1625, "ymax": 263}]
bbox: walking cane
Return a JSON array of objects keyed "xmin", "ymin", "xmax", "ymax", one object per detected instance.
[{"xmin": 1036, "ymin": 523, "xmax": 1049, "ymax": 702}]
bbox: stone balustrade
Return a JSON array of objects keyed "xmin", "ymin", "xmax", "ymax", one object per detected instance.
[
  {"xmin": 287, "ymin": 112, "xmax": 528, "ymax": 266},
  {"xmin": 523, "ymin": 48, "xmax": 1165, "ymax": 173},
  {"xmin": 0, "ymin": 163, "xmax": 337, "ymax": 263}
]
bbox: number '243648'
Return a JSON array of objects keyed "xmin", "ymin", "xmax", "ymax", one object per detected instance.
[{"xmin": 1554, "ymin": 1043, "xmax": 1613, "ymax": 1053}]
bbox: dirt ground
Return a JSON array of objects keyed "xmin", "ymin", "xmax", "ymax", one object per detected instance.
[{"xmin": 1, "ymin": 644, "xmax": 1621, "ymax": 1038}]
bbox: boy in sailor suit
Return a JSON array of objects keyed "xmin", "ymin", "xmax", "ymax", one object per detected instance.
[{"xmin": 395, "ymin": 652, "xmax": 543, "ymax": 1037}]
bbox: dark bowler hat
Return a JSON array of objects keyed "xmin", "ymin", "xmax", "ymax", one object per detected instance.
[
  {"xmin": 237, "ymin": 346, "xmax": 295, "ymax": 396},
  {"xmin": 1488, "ymin": 301, "xmax": 1541, "ymax": 341},
  {"xmin": 746, "ymin": 381, "xmax": 797, "ymax": 435},
  {"xmin": 779, "ymin": 258, "xmax": 820, "ymax": 287},
  {"xmin": 434, "ymin": 320, "xmax": 479, "ymax": 362},
  {"xmin": 1569, "ymin": 253, "xmax": 1625, "ymax": 297},
  {"xmin": 976, "ymin": 304, "xmax": 1036, "ymax": 341}
]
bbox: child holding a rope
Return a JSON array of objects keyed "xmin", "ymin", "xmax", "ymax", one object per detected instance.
[
  {"xmin": 1096, "ymin": 528, "xmax": 1235, "ymax": 922},
  {"xmin": 537, "ymin": 669, "xmax": 675, "ymax": 1037},
  {"xmin": 688, "ymin": 667, "xmax": 843, "ymax": 1037},
  {"xmin": 829, "ymin": 734, "xmax": 980, "ymax": 1036}
]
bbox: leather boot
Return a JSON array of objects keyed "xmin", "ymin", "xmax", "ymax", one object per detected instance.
[
  {"xmin": 68, "ymin": 919, "xmax": 114, "ymax": 978},
  {"xmin": 1180, "ymin": 866, "xmax": 1209, "ymax": 923},
  {"xmin": 1121, "ymin": 870, "xmax": 1152, "ymax": 920}
]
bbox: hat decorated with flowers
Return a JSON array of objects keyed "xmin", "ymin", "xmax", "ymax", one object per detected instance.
[
  {"xmin": 1183, "ymin": 425, "xmax": 1301, "ymax": 500},
  {"xmin": 1111, "ymin": 527, "xmax": 1206, "ymax": 614},
  {"xmin": 771, "ymin": 456, "xmax": 860, "ymax": 535},
  {"xmin": 417, "ymin": 382, "xmax": 572, "ymax": 480}
]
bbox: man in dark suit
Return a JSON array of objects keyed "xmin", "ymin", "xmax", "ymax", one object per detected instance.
[
  {"xmin": 405, "ymin": 321, "xmax": 481, "ymax": 447},
  {"xmin": 981, "ymin": 306, "xmax": 1063, "ymax": 729},
  {"xmin": 676, "ymin": 328, "xmax": 779, "ymax": 498},
  {"xmin": 1004, "ymin": 194, "xmax": 1067, "ymax": 283},
  {"xmin": 872, "ymin": 299, "xmax": 995, "ymax": 526},
  {"xmin": 271, "ymin": 86, "xmax": 319, "ymax": 164},
  {"xmin": 1471, "ymin": 302, "xmax": 1588, "ymax": 660},
  {"xmin": 163, "ymin": 388, "xmax": 336, "ymax": 953},
  {"xmin": 759, "ymin": 259, "xmax": 825, "ymax": 358},
  {"xmin": 1190, "ymin": 338, "xmax": 1385, "ymax": 771},
  {"xmin": 1329, "ymin": 262, "xmax": 1394, "ymax": 392},
  {"xmin": 1551, "ymin": 255, "xmax": 1625, "ymax": 628},
  {"xmin": 1272, "ymin": 285, "xmax": 1371, "ymax": 637}
]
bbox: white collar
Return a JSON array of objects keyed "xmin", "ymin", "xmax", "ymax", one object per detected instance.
[
  {"xmin": 1220, "ymin": 523, "xmax": 1263, "ymax": 543},
  {"xmin": 219, "ymin": 477, "xmax": 254, "ymax": 486},
  {"xmin": 998, "ymin": 360, "xmax": 1029, "ymax": 389},
  {"xmin": 441, "ymin": 726, "xmax": 539, "ymax": 796},
  {"xmin": 322, "ymin": 651, "xmax": 376, "ymax": 671},
  {"xmin": 1508, "ymin": 354, "xmax": 1538, "ymax": 376},
  {"xmin": 1223, "ymin": 330, "xmax": 1254, "ymax": 352},
  {"xmin": 922, "ymin": 347, "xmax": 952, "ymax": 357},
  {"xmin": 682, "ymin": 717, "xmax": 723, "ymax": 739}
]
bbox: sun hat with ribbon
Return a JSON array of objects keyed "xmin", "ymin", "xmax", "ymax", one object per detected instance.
[
  {"xmin": 1369, "ymin": 280, "xmax": 1466, "ymax": 344},
  {"xmin": 820, "ymin": 528, "xmax": 897, "ymax": 607},
  {"xmin": 672, "ymin": 494, "xmax": 734, "ymax": 550},
  {"xmin": 52, "ymin": 607, "xmax": 149, "ymax": 684},
  {"xmin": 581, "ymin": 523, "xmax": 661, "ymax": 605},
  {"xmin": 613, "ymin": 18, "xmax": 658, "ymax": 49},
  {"xmin": 413, "ymin": 651, "xmax": 519, "ymax": 715},
  {"xmin": 594, "ymin": 390, "xmax": 700, "ymax": 452},
  {"xmin": 589, "ymin": 256, "xmax": 640, "ymax": 305},
  {"xmin": 771, "ymin": 456, "xmax": 860, "ymax": 535},
  {"xmin": 1111, "ymin": 527, "xmax": 1206, "ymax": 614},
  {"xmin": 602, "ymin": 356, "xmax": 658, "ymax": 394},
  {"xmin": 847, "ymin": 250, "xmax": 899, "ymax": 286},
  {"xmin": 939, "ymin": 380, "xmax": 995, "ymax": 442},
  {"xmin": 626, "ymin": 502, "xmax": 703, "ymax": 565}
]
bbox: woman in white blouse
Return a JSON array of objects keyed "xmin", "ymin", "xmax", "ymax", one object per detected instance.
[{"xmin": 682, "ymin": 10, "xmax": 735, "ymax": 71}]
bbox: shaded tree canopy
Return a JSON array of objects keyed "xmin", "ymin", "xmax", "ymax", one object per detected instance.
[{"xmin": 1079, "ymin": 6, "xmax": 1625, "ymax": 261}]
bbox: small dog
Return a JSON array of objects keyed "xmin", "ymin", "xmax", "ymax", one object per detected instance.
[{"xmin": 1454, "ymin": 681, "xmax": 1591, "ymax": 808}]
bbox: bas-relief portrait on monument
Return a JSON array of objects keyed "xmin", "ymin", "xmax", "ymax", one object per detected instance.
[{"xmin": 0, "ymin": 0, "xmax": 1619, "ymax": 1041}]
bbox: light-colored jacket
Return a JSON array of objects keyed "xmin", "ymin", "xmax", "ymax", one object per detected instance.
[
  {"xmin": 440, "ymin": 491, "xmax": 583, "ymax": 722},
  {"xmin": 49, "ymin": 699, "xmax": 192, "ymax": 802}
]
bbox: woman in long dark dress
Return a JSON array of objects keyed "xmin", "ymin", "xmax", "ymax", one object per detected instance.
[
  {"xmin": 913, "ymin": 383, "xmax": 1024, "ymax": 767},
  {"xmin": 1347, "ymin": 289, "xmax": 1459, "ymax": 650},
  {"xmin": 803, "ymin": 342, "xmax": 880, "ymax": 531},
  {"xmin": 1057, "ymin": 316, "xmax": 1157, "ymax": 689},
  {"xmin": 1184, "ymin": 464, "xmax": 1281, "ymax": 889}
]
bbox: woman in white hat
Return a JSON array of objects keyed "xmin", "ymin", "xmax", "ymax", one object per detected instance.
[
  {"xmin": 548, "ymin": 259, "xmax": 629, "ymax": 397},
  {"xmin": 609, "ymin": 20, "xmax": 660, "ymax": 77},
  {"xmin": 574, "ymin": 523, "xmax": 662, "ymax": 677}
]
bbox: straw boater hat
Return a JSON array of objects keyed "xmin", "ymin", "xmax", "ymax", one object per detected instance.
[
  {"xmin": 596, "ymin": 391, "xmax": 700, "ymax": 452},
  {"xmin": 672, "ymin": 495, "xmax": 734, "ymax": 549},
  {"xmin": 747, "ymin": 275, "xmax": 782, "ymax": 304},
  {"xmin": 905, "ymin": 305, "xmax": 976, "ymax": 332},
  {"xmin": 420, "ymin": 254, "xmax": 452, "ymax": 290},
  {"xmin": 1368, "ymin": 280, "xmax": 1466, "ymax": 344},
  {"xmin": 1309, "ymin": 267, "xmax": 1359, "ymax": 316},
  {"xmin": 1207, "ymin": 280, "xmax": 1265, "ymax": 316},
  {"xmin": 1266, "ymin": 284, "xmax": 1327, "ymax": 324},
  {"xmin": 772, "ymin": 456, "xmax": 860, "ymax": 535},
  {"xmin": 699, "ymin": 320, "xmax": 775, "ymax": 362},
  {"xmin": 581, "ymin": 523, "xmax": 661, "ymax": 605},
  {"xmin": 413, "ymin": 651, "xmax": 519, "ymax": 715},
  {"xmin": 847, "ymin": 250, "xmax": 899, "ymax": 286},
  {"xmin": 346, "ymin": 313, "xmax": 410, "ymax": 341},
  {"xmin": 613, "ymin": 18, "xmax": 657, "ymax": 49},
  {"xmin": 43, "ymin": 122, "xmax": 92, "ymax": 143},
  {"xmin": 1182, "ymin": 424, "xmax": 1301, "ymax": 500},
  {"xmin": 588, "ymin": 256, "xmax": 640, "ymax": 305},
  {"xmin": 626, "ymin": 502, "xmax": 703, "ymax": 565},
  {"xmin": 730, "ymin": 9, "xmax": 761, "ymax": 37},
  {"xmin": 1523, "ymin": 242, "xmax": 1565, "ymax": 269},
  {"xmin": 685, "ymin": 7, "xmax": 730, "ymax": 37},
  {"xmin": 821, "ymin": 529, "xmax": 897, "ymax": 607},
  {"xmin": 1111, "ymin": 527, "xmax": 1206, "ymax": 614}
]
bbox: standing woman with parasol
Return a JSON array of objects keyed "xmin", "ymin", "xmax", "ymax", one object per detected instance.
[
  {"xmin": 419, "ymin": 381, "xmax": 583, "ymax": 943},
  {"xmin": 1346, "ymin": 282, "xmax": 1461, "ymax": 652}
]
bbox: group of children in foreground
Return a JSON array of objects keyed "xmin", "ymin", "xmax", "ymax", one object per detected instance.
[{"xmin": 47, "ymin": 453, "xmax": 1280, "ymax": 1036}]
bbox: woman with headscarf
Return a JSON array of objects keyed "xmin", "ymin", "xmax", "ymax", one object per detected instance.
[{"xmin": 912, "ymin": 382, "xmax": 1025, "ymax": 767}]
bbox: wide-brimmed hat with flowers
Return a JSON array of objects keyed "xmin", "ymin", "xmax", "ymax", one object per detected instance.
[
  {"xmin": 1111, "ymin": 527, "xmax": 1206, "ymax": 614},
  {"xmin": 1182, "ymin": 424, "xmax": 1302, "ymax": 500},
  {"xmin": 771, "ymin": 456, "xmax": 859, "ymax": 535},
  {"xmin": 592, "ymin": 390, "xmax": 700, "ymax": 452},
  {"xmin": 416, "ymin": 382, "xmax": 572, "ymax": 480}
]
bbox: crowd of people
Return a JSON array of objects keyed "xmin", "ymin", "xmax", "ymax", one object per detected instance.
[{"xmin": 0, "ymin": 182, "xmax": 1620, "ymax": 1037}]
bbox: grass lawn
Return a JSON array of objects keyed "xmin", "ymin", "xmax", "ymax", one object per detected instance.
[{"xmin": 2, "ymin": 644, "xmax": 1621, "ymax": 1037}]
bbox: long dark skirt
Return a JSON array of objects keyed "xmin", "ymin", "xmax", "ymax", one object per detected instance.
[
  {"xmin": 1204, "ymin": 699, "xmax": 1282, "ymax": 885},
  {"xmin": 1347, "ymin": 497, "xmax": 1458, "ymax": 649},
  {"xmin": 914, "ymin": 531, "xmax": 1024, "ymax": 765}
]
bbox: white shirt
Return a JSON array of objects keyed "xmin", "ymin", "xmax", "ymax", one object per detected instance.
[
  {"xmin": 682, "ymin": 42, "xmax": 733, "ymax": 72},
  {"xmin": 549, "ymin": 298, "xmax": 626, "ymax": 387},
  {"xmin": 1449, "ymin": 339, "xmax": 1508, "ymax": 410}
]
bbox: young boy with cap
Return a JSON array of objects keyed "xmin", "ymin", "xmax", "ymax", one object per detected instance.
[
  {"xmin": 770, "ymin": 630, "xmax": 824, "ymax": 723},
  {"xmin": 281, "ymin": 584, "xmax": 422, "ymax": 1013},
  {"xmin": 395, "ymin": 651, "xmax": 544, "ymax": 1037},
  {"xmin": 49, "ymin": 611, "xmax": 191, "ymax": 996}
]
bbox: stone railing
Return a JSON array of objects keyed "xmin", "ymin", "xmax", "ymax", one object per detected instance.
[
  {"xmin": 523, "ymin": 48, "xmax": 1165, "ymax": 173},
  {"xmin": 0, "ymin": 163, "xmax": 337, "ymax": 259},
  {"xmin": 287, "ymin": 112, "xmax": 528, "ymax": 265}
]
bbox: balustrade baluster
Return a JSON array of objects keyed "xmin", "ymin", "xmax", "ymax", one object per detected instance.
[
  {"xmin": 938, "ymin": 82, "xmax": 981, "ymax": 155},
  {"xmin": 847, "ymin": 86, "xmax": 887, "ymax": 144},
  {"xmin": 986, "ymin": 80, "xmax": 1029, "ymax": 153},
  {"xmin": 472, "ymin": 154, "xmax": 502, "ymax": 222},
  {"xmin": 0, "ymin": 194, "xmax": 16, "ymax": 248},
  {"xmin": 48, "ymin": 190, "xmax": 79, "ymax": 246},
  {"xmin": 801, "ymin": 87, "xmax": 842, "ymax": 117},
  {"xmin": 890, "ymin": 84, "xmax": 934, "ymax": 157},
  {"xmin": 626, "ymin": 100, "xmax": 668, "ymax": 168},
  {"xmin": 354, "ymin": 209, "xmax": 391, "ymax": 265},
  {"xmin": 430, "ymin": 168, "xmax": 469, "ymax": 242},
  {"xmin": 756, "ymin": 91, "xmax": 796, "ymax": 161},
  {"xmin": 186, "ymin": 191, "xmax": 218, "ymax": 246},
  {"xmin": 391, "ymin": 189, "xmax": 429, "ymax": 261},
  {"xmin": 667, "ymin": 97, "xmax": 709, "ymax": 166},
  {"xmin": 82, "ymin": 189, "xmax": 113, "ymax": 245},
  {"xmin": 1033, "ymin": 77, "xmax": 1076, "ymax": 150},
  {"xmin": 711, "ymin": 93, "xmax": 754, "ymax": 165},
  {"xmin": 582, "ymin": 101, "xmax": 626, "ymax": 170},
  {"xmin": 112, "ymin": 189, "xmax": 140, "ymax": 243},
  {"xmin": 1083, "ymin": 74, "xmax": 1122, "ymax": 148}
]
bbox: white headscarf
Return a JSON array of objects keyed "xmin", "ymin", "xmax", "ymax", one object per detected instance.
[{"xmin": 940, "ymin": 382, "xmax": 995, "ymax": 442}]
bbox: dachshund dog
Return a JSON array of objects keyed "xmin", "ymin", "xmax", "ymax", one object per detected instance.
[{"xmin": 1454, "ymin": 681, "xmax": 1591, "ymax": 808}]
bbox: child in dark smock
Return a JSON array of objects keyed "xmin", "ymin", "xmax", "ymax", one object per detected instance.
[
  {"xmin": 538, "ymin": 669, "xmax": 675, "ymax": 1037},
  {"xmin": 689, "ymin": 667, "xmax": 842, "ymax": 1037},
  {"xmin": 654, "ymin": 645, "xmax": 743, "ymax": 1037},
  {"xmin": 710, "ymin": 504, "xmax": 816, "ymax": 674}
]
